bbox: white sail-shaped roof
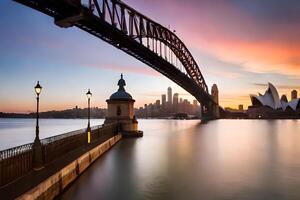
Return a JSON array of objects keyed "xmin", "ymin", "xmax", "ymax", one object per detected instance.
[
  {"xmin": 250, "ymin": 83, "xmax": 281, "ymax": 109},
  {"xmin": 251, "ymin": 82, "xmax": 300, "ymax": 111},
  {"xmin": 267, "ymin": 82, "xmax": 281, "ymax": 109}
]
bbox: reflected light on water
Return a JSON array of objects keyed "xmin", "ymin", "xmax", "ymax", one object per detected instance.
[
  {"xmin": 2, "ymin": 119, "xmax": 300, "ymax": 199},
  {"xmin": 60, "ymin": 119, "xmax": 300, "ymax": 200}
]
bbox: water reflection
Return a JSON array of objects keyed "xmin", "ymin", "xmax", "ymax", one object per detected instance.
[
  {"xmin": 0, "ymin": 118, "xmax": 103, "ymax": 150},
  {"xmin": 3, "ymin": 119, "xmax": 300, "ymax": 200}
]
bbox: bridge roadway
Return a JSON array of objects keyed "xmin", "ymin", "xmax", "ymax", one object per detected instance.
[{"xmin": 14, "ymin": 0, "xmax": 219, "ymax": 118}]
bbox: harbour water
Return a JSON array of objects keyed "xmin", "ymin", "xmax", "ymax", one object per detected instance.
[
  {"xmin": 0, "ymin": 118, "xmax": 104, "ymax": 150},
  {"xmin": 1, "ymin": 119, "xmax": 300, "ymax": 199}
]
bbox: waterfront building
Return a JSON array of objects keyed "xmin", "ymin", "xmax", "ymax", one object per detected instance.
[
  {"xmin": 173, "ymin": 93, "xmax": 179, "ymax": 105},
  {"xmin": 173, "ymin": 93, "xmax": 179, "ymax": 112},
  {"xmin": 281, "ymin": 95, "xmax": 288, "ymax": 102},
  {"xmin": 167, "ymin": 87, "xmax": 172, "ymax": 104},
  {"xmin": 248, "ymin": 82, "xmax": 300, "ymax": 118},
  {"xmin": 238, "ymin": 104, "xmax": 243, "ymax": 111},
  {"xmin": 183, "ymin": 99, "xmax": 189, "ymax": 113},
  {"xmin": 155, "ymin": 100, "xmax": 160, "ymax": 109},
  {"xmin": 144, "ymin": 104, "xmax": 148, "ymax": 118},
  {"xmin": 162, "ymin": 94, "xmax": 166, "ymax": 109},
  {"xmin": 292, "ymin": 90, "xmax": 298, "ymax": 100},
  {"xmin": 135, "ymin": 89, "xmax": 200, "ymax": 118},
  {"xmin": 105, "ymin": 74, "xmax": 142, "ymax": 136},
  {"xmin": 148, "ymin": 103, "xmax": 154, "ymax": 116}
]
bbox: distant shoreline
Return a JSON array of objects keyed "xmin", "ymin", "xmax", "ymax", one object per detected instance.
[{"xmin": 0, "ymin": 107, "xmax": 107, "ymax": 119}]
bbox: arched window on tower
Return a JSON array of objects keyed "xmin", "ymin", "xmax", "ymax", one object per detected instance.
[{"xmin": 117, "ymin": 106, "xmax": 121, "ymax": 116}]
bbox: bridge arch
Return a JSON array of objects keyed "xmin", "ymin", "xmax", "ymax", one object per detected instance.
[
  {"xmin": 84, "ymin": 0, "xmax": 209, "ymax": 93},
  {"xmin": 14, "ymin": 0, "xmax": 219, "ymax": 118}
]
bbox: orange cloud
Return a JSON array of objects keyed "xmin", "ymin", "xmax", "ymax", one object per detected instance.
[{"xmin": 140, "ymin": 0, "xmax": 300, "ymax": 77}]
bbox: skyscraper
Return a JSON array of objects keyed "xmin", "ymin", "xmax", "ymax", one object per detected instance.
[
  {"xmin": 291, "ymin": 90, "xmax": 297, "ymax": 100},
  {"xmin": 180, "ymin": 98, "xmax": 183, "ymax": 103},
  {"xmin": 162, "ymin": 94, "xmax": 166, "ymax": 109},
  {"xmin": 173, "ymin": 93, "xmax": 179, "ymax": 105},
  {"xmin": 167, "ymin": 87, "xmax": 172, "ymax": 104},
  {"xmin": 155, "ymin": 100, "xmax": 160, "ymax": 109},
  {"xmin": 173, "ymin": 93, "xmax": 179, "ymax": 112}
]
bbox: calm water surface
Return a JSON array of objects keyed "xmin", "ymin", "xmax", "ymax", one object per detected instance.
[
  {"xmin": 1, "ymin": 119, "xmax": 300, "ymax": 199},
  {"xmin": 58, "ymin": 119, "xmax": 300, "ymax": 200},
  {"xmin": 0, "ymin": 118, "xmax": 104, "ymax": 150}
]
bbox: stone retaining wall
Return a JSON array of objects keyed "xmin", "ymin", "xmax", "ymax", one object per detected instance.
[{"xmin": 17, "ymin": 134, "xmax": 122, "ymax": 200}]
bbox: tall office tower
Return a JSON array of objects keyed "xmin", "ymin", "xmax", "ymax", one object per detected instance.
[
  {"xmin": 148, "ymin": 103, "xmax": 153, "ymax": 116},
  {"xmin": 167, "ymin": 87, "xmax": 172, "ymax": 104},
  {"xmin": 291, "ymin": 90, "xmax": 297, "ymax": 100},
  {"xmin": 155, "ymin": 100, "xmax": 160, "ymax": 109},
  {"xmin": 173, "ymin": 93, "xmax": 179, "ymax": 112},
  {"xmin": 162, "ymin": 94, "xmax": 166, "ymax": 109},
  {"xmin": 183, "ymin": 99, "xmax": 189, "ymax": 113},
  {"xmin": 144, "ymin": 104, "xmax": 148, "ymax": 118}
]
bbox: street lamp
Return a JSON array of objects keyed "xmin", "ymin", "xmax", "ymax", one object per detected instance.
[
  {"xmin": 86, "ymin": 89, "xmax": 92, "ymax": 144},
  {"xmin": 33, "ymin": 81, "xmax": 43, "ymax": 170}
]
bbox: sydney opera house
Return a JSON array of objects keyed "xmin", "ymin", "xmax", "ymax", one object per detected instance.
[{"xmin": 248, "ymin": 83, "xmax": 300, "ymax": 119}]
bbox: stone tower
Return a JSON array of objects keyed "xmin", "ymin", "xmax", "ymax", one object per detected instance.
[
  {"xmin": 105, "ymin": 74, "xmax": 143, "ymax": 137},
  {"xmin": 211, "ymin": 84, "xmax": 219, "ymax": 105},
  {"xmin": 211, "ymin": 84, "xmax": 220, "ymax": 118}
]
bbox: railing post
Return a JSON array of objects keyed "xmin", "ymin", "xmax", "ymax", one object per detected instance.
[{"xmin": 32, "ymin": 138, "xmax": 44, "ymax": 170}]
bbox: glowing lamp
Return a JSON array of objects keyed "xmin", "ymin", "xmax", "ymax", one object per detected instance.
[
  {"xmin": 34, "ymin": 81, "xmax": 42, "ymax": 95},
  {"xmin": 86, "ymin": 89, "xmax": 92, "ymax": 99}
]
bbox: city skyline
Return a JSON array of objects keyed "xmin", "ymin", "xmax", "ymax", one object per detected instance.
[
  {"xmin": 1, "ymin": 0, "xmax": 300, "ymax": 113},
  {"xmin": 1, "ymin": 1, "xmax": 300, "ymax": 199},
  {"xmin": 136, "ymin": 86, "xmax": 200, "ymax": 118}
]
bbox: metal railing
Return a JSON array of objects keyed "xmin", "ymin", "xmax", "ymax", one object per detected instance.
[
  {"xmin": 0, "ymin": 123, "xmax": 118, "ymax": 187},
  {"xmin": 0, "ymin": 143, "xmax": 33, "ymax": 187}
]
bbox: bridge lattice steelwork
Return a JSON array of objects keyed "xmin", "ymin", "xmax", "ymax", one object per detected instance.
[{"xmin": 14, "ymin": 0, "xmax": 216, "ymax": 111}]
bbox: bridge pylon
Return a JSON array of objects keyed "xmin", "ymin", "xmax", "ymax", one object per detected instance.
[
  {"xmin": 201, "ymin": 84, "xmax": 220, "ymax": 120},
  {"xmin": 201, "ymin": 102, "xmax": 219, "ymax": 120},
  {"xmin": 210, "ymin": 84, "xmax": 220, "ymax": 119}
]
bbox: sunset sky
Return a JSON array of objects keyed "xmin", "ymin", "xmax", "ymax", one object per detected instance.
[{"xmin": 0, "ymin": 0, "xmax": 300, "ymax": 113}]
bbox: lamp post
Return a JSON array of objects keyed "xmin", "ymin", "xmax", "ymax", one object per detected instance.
[
  {"xmin": 86, "ymin": 89, "xmax": 92, "ymax": 144},
  {"xmin": 33, "ymin": 81, "xmax": 43, "ymax": 170}
]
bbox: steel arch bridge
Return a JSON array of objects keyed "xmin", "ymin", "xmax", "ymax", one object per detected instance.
[{"xmin": 14, "ymin": 0, "xmax": 219, "ymax": 118}]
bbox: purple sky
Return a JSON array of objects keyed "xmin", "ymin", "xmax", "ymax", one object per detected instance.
[{"xmin": 0, "ymin": 0, "xmax": 299, "ymax": 112}]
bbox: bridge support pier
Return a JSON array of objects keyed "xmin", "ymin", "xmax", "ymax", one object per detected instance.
[
  {"xmin": 201, "ymin": 103, "xmax": 211, "ymax": 120},
  {"xmin": 201, "ymin": 102, "xmax": 219, "ymax": 120},
  {"xmin": 212, "ymin": 104, "xmax": 220, "ymax": 119}
]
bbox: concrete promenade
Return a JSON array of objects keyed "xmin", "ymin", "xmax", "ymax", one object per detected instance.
[{"xmin": 0, "ymin": 132, "xmax": 122, "ymax": 200}]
